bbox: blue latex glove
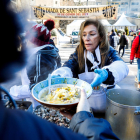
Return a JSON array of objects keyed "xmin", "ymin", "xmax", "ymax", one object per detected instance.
[
  {"xmin": 51, "ymin": 75, "xmax": 61, "ymax": 78},
  {"xmin": 91, "ymin": 69, "xmax": 108, "ymax": 88}
]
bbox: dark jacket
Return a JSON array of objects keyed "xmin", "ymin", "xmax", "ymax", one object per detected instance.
[
  {"xmin": 119, "ymin": 35, "xmax": 127, "ymax": 46},
  {"xmin": 26, "ymin": 44, "xmax": 61, "ymax": 89},
  {"xmin": 63, "ymin": 46, "xmax": 122, "ymax": 85},
  {"xmin": 109, "ymin": 32, "xmax": 115, "ymax": 47},
  {"xmin": 0, "ymin": 101, "xmax": 119, "ymax": 140}
]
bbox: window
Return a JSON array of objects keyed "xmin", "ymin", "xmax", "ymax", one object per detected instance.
[
  {"xmin": 131, "ymin": 8, "xmax": 138, "ymax": 12},
  {"xmin": 96, "ymin": 2, "xmax": 101, "ymax": 5},
  {"xmin": 131, "ymin": 2, "xmax": 139, "ymax": 5},
  {"xmin": 121, "ymin": 8, "xmax": 126, "ymax": 11},
  {"xmin": 121, "ymin": 2, "xmax": 128, "ymax": 5}
]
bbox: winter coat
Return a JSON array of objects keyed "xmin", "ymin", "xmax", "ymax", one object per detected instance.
[
  {"xmin": 119, "ymin": 35, "xmax": 127, "ymax": 46},
  {"xmin": 130, "ymin": 32, "xmax": 140, "ymax": 60},
  {"xmin": 109, "ymin": 32, "xmax": 115, "ymax": 47},
  {"xmin": 52, "ymin": 46, "xmax": 129, "ymax": 86},
  {"xmin": 0, "ymin": 100, "xmax": 119, "ymax": 140},
  {"xmin": 112, "ymin": 32, "xmax": 119, "ymax": 48},
  {"xmin": 26, "ymin": 44, "xmax": 61, "ymax": 89}
]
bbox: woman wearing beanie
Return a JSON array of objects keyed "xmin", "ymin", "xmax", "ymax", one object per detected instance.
[{"xmin": 20, "ymin": 19, "xmax": 61, "ymax": 109}]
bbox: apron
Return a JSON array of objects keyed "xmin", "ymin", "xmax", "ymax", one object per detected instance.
[
  {"xmin": 78, "ymin": 50, "xmax": 106, "ymax": 113},
  {"xmin": 78, "ymin": 50, "xmax": 99, "ymax": 84},
  {"xmin": 78, "ymin": 54, "xmax": 96, "ymax": 84}
]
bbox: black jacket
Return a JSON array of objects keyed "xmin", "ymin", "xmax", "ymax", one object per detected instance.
[
  {"xmin": 26, "ymin": 44, "xmax": 61, "ymax": 89},
  {"xmin": 119, "ymin": 35, "xmax": 127, "ymax": 46},
  {"xmin": 109, "ymin": 32, "xmax": 115, "ymax": 47},
  {"xmin": 0, "ymin": 101, "xmax": 119, "ymax": 140},
  {"xmin": 63, "ymin": 46, "xmax": 123, "ymax": 85}
]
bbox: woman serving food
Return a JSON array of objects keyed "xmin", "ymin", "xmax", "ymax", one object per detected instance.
[{"xmin": 52, "ymin": 19, "xmax": 129, "ymax": 90}]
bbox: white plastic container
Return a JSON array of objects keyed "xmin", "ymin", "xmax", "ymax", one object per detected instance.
[{"xmin": 88, "ymin": 86, "xmax": 106, "ymax": 113}]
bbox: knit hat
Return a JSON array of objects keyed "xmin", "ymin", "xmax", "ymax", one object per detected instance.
[{"xmin": 26, "ymin": 19, "xmax": 55, "ymax": 46}]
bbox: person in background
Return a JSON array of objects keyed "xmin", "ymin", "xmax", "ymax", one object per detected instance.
[
  {"xmin": 0, "ymin": 1, "xmax": 120, "ymax": 139},
  {"xmin": 18, "ymin": 19, "xmax": 61, "ymax": 109},
  {"xmin": 131, "ymin": 32, "xmax": 137, "ymax": 48},
  {"xmin": 109, "ymin": 29, "xmax": 115, "ymax": 48},
  {"xmin": 131, "ymin": 33, "xmax": 138, "ymax": 83},
  {"xmin": 116, "ymin": 33, "xmax": 121, "ymax": 51},
  {"xmin": 119, "ymin": 32, "xmax": 127, "ymax": 57},
  {"xmin": 25, "ymin": 19, "xmax": 61, "ymax": 89},
  {"xmin": 130, "ymin": 32, "xmax": 140, "ymax": 90},
  {"xmin": 112, "ymin": 32, "xmax": 119, "ymax": 50},
  {"xmin": 51, "ymin": 19, "xmax": 129, "ymax": 108},
  {"xmin": 125, "ymin": 33, "xmax": 129, "ymax": 49},
  {"xmin": 9, "ymin": 19, "xmax": 61, "ymax": 109}
]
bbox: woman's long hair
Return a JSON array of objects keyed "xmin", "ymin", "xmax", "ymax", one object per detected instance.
[{"xmin": 76, "ymin": 19, "xmax": 109, "ymax": 72}]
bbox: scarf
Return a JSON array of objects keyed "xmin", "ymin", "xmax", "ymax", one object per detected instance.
[{"xmin": 84, "ymin": 46, "xmax": 101, "ymax": 70}]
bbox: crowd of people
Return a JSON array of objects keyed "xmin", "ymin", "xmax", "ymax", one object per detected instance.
[
  {"xmin": 109, "ymin": 29, "xmax": 140, "ymax": 90},
  {"xmin": 109, "ymin": 29, "xmax": 128, "ymax": 57}
]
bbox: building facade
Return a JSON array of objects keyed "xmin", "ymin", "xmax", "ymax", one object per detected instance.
[
  {"xmin": 108, "ymin": 0, "xmax": 140, "ymax": 17},
  {"xmin": 95, "ymin": 0, "xmax": 107, "ymax": 5},
  {"xmin": 60, "ymin": 0, "xmax": 75, "ymax": 6}
]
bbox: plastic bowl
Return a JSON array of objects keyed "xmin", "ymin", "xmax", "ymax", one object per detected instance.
[{"xmin": 32, "ymin": 78, "xmax": 92, "ymax": 110}]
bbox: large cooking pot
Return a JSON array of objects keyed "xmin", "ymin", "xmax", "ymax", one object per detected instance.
[{"xmin": 105, "ymin": 89, "xmax": 140, "ymax": 140}]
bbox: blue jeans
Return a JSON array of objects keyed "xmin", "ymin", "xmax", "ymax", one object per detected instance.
[{"xmin": 137, "ymin": 58, "xmax": 140, "ymax": 82}]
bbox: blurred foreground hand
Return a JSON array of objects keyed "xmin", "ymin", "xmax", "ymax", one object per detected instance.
[{"xmin": 76, "ymin": 89, "xmax": 90, "ymax": 113}]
